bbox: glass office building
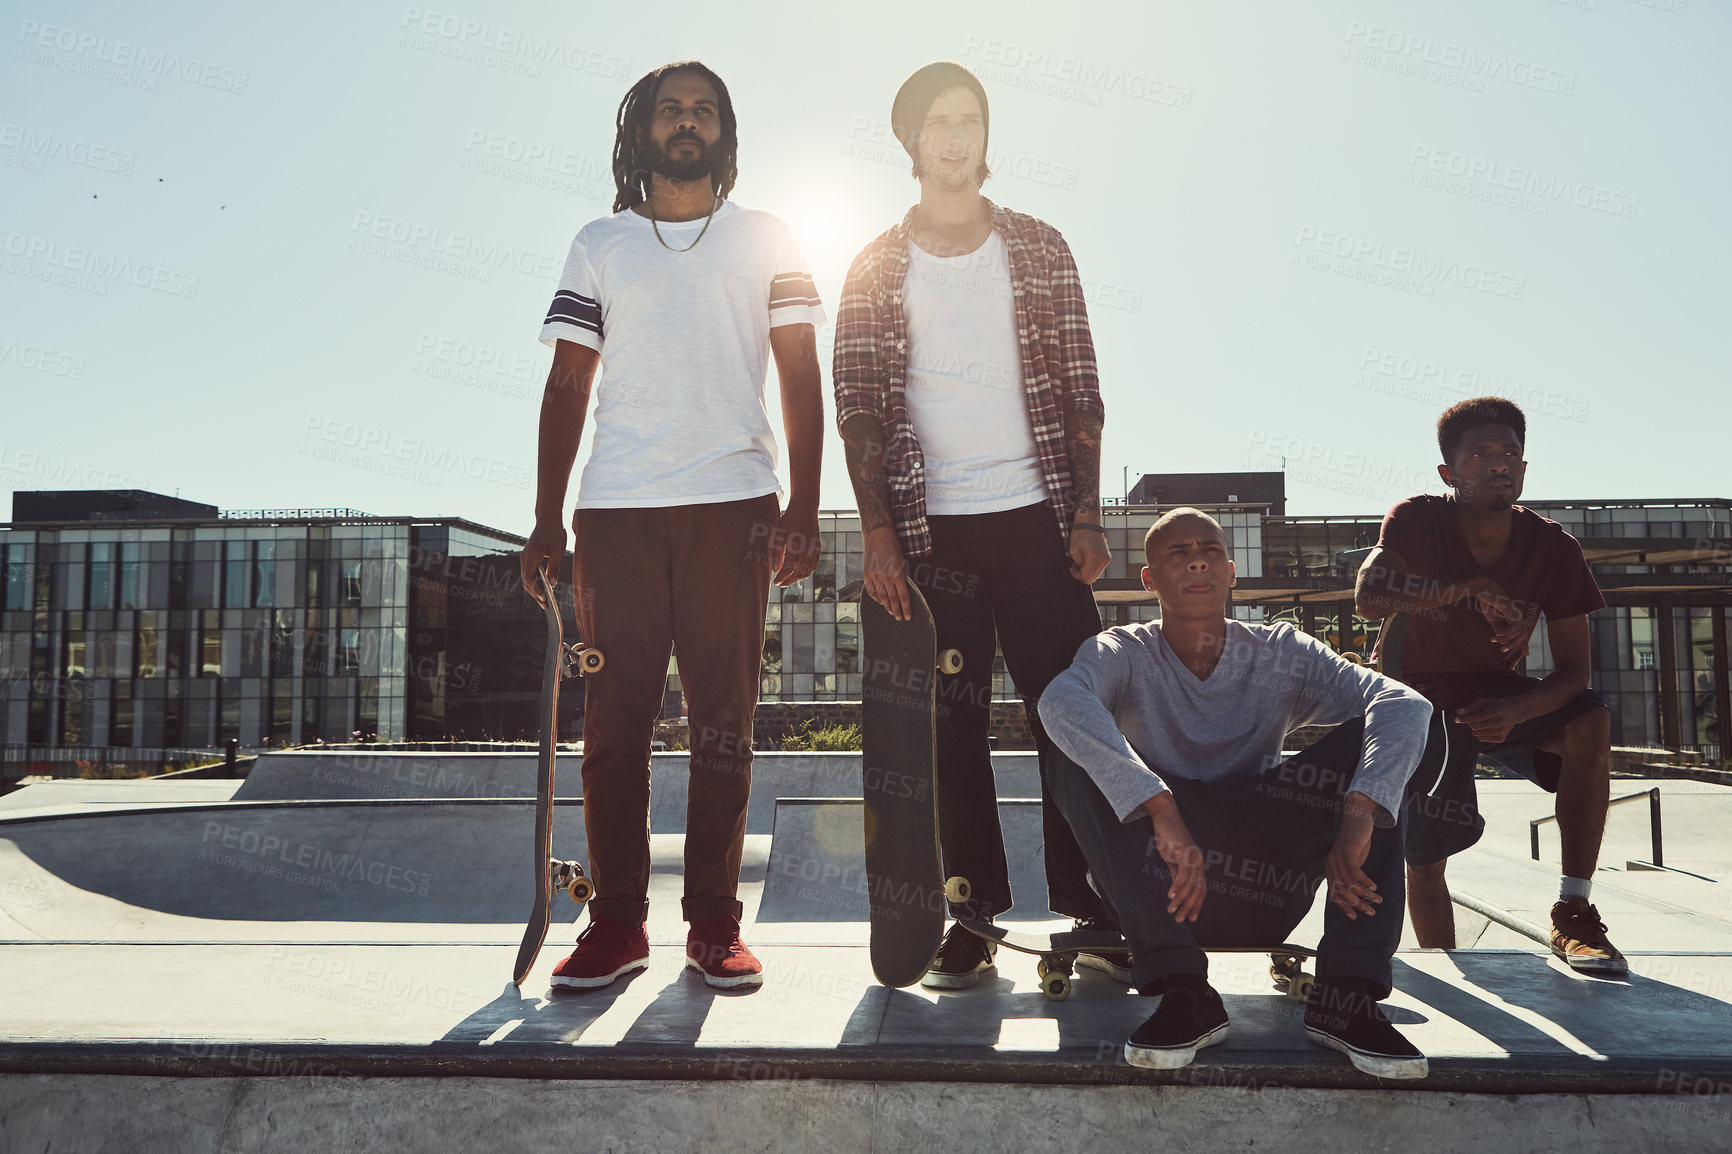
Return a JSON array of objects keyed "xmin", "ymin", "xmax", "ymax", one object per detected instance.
[
  {"xmin": 5, "ymin": 484, "xmax": 1726, "ymax": 760},
  {"xmin": 0, "ymin": 491, "xmax": 539, "ymax": 752},
  {"xmin": 753, "ymin": 488, "xmax": 1728, "ymax": 758}
]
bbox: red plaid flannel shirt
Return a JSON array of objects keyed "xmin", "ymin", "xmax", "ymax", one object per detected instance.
[{"xmin": 832, "ymin": 201, "xmax": 1105, "ymax": 558}]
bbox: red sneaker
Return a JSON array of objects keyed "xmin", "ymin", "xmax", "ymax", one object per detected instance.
[
  {"xmin": 551, "ymin": 915, "xmax": 649, "ymax": 989},
  {"xmin": 685, "ymin": 916, "xmax": 764, "ymax": 989}
]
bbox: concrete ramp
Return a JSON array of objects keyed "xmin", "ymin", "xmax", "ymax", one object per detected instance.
[
  {"xmin": 235, "ymin": 751, "xmax": 552, "ymax": 802},
  {"xmin": 0, "ymin": 778, "xmax": 243, "ymax": 814},
  {"xmin": 0, "ymin": 801, "xmax": 587, "ymax": 928},
  {"xmin": 758, "ymin": 798, "xmax": 1050, "ymax": 922},
  {"xmin": 235, "ymin": 750, "xmax": 1044, "ymax": 836}
]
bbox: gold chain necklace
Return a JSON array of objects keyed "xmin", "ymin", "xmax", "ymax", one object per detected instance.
[{"xmin": 647, "ymin": 191, "xmax": 721, "ymax": 253}]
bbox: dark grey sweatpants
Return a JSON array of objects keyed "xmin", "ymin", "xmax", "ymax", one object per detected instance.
[{"xmin": 1047, "ymin": 719, "xmax": 1439, "ymax": 999}]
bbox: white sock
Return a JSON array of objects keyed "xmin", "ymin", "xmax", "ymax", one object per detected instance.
[{"xmin": 1560, "ymin": 876, "xmax": 1592, "ymax": 902}]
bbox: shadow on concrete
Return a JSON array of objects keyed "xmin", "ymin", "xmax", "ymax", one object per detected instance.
[
  {"xmin": 1, "ymin": 801, "xmax": 587, "ymax": 924},
  {"xmin": 1447, "ymin": 952, "xmax": 1732, "ymax": 1055},
  {"xmin": 436, "ymin": 969, "xmax": 652, "ymax": 1047}
]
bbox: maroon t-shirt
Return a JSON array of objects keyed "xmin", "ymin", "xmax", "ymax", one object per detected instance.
[{"xmin": 1372, "ymin": 494, "xmax": 1605, "ymax": 709}]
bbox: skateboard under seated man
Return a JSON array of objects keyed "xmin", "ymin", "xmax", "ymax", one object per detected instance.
[{"xmin": 1038, "ymin": 508, "xmax": 1438, "ymax": 1079}]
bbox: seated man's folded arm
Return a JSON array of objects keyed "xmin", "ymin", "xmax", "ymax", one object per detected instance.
[
  {"xmin": 1289, "ymin": 629, "xmax": 1433, "ymax": 821},
  {"xmin": 1036, "ymin": 634, "xmax": 1167, "ymax": 823}
]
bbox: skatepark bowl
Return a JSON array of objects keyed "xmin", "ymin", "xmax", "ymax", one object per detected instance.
[{"xmin": 2, "ymin": 749, "xmax": 1731, "ymax": 1152}]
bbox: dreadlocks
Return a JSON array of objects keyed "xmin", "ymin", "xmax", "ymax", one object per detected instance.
[{"xmin": 611, "ymin": 61, "xmax": 739, "ymax": 214}]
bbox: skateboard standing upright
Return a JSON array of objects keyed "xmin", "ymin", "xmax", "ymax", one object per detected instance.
[
  {"xmin": 860, "ymin": 576, "xmax": 968, "ymax": 988},
  {"xmin": 510, "ymin": 561, "xmax": 603, "ymax": 988}
]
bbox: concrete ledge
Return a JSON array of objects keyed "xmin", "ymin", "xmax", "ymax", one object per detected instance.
[
  {"xmin": 1, "ymin": 1042, "xmax": 1729, "ymax": 1095},
  {"xmin": 2, "ymin": 1072, "xmax": 1730, "ymax": 1154}
]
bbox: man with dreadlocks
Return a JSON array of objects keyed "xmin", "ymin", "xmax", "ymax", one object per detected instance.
[
  {"xmin": 833, "ymin": 62, "xmax": 1124, "ymax": 990},
  {"xmin": 521, "ymin": 61, "xmax": 825, "ymax": 991}
]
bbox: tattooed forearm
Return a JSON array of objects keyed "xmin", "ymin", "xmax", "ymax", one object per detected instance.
[
  {"xmin": 840, "ymin": 413, "xmax": 895, "ymax": 533},
  {"xmin": 1063, "ymin": 408, "xmax": 1104, "ymax": 518}
]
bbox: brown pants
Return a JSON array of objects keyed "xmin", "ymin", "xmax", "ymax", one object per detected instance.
[{"xmin": 572, "ymin": 494, "xmax": 776, "ymax": 923}]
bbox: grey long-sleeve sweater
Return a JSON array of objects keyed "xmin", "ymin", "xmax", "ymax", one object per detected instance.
[{"xmin": 1037, "ymin": 621, "xmax": 1432, "ymax": 824}]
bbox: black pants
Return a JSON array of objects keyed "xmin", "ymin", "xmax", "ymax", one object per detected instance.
[
  {"xmin": 914, "ymin": 500, "xmax": 1107, "ymax": 922},
  {"xmin": 1047, "ymin": 720, "xmax": 1432, "ymax": 999}
]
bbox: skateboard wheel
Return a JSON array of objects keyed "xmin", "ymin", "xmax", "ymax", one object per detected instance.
[
  {"xmin": 568, "ymin": 876, "xmax": 594, "ymax": 903},
  {"xmin": 943, "ymin": 876, "xmax": 972, "ymax": 904},
  {"xmin": 1290, "ymin": 973, "xmax": 1316, "ymax": 1001},
  {"xmin": 578, "ymin": 648, "xmax": 606, "ymax": 674},
  {"xmin": 937, "ymin": 648, "xmax": 964, "ymax": 675},
  {"xmin": 1042, "ymin": 973, "xmax": 1072, "ymax": 1001},
  {"xmin": 1269, "ymin": 953, "xmax": 1301, "ymax": 988}
]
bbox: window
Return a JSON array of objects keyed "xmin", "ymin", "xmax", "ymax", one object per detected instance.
[
  {"xmin": 254, "ymin": 540, "xmax": 276, "ymax": 608},
  {"xmin": 223, "ymin": 541, "xmax": 248, "ymax": 608},
  {"xmin": 2, "ymin": 544, "xmax": 29, "ymax": 610},
  {"xmin": 201, "ymin": 612, "xmax": 222, "ymax": 676},
  {"xmin": 136, "ymin": 612, "xmax": 161, "ymax": 678},
  {"xmin": 118, "ymin": 542, "xmax": 141, "ymax": 609},
  {"xmin": 1630, "ymin": 607, "xmax": 1655, "ymax": 671},
  {"xmin": 88, "ymin": 542, "xmax": 115, "ymax": 610}
]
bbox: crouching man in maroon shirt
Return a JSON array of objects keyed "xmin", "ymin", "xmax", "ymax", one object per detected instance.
[{"xmin": 1356, "ymin": 396, "xmax": 1621, "ymax": 974}]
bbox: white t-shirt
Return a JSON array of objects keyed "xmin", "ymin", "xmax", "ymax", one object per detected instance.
[
  {"xmin": 902, "ymin": 233, "xmax": 1046, "ymax": 516},
  {"xmin": 539, "ymin": 200, "xmax": 825, "ymax": 508}
]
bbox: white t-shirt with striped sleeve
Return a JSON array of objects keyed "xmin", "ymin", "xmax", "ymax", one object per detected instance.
[{"xmin": 539, "ymin": 199, "xmax": 825, "ymax": 508}]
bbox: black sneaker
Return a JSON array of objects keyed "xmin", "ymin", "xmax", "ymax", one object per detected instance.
[
  {"xmin": 1070, "ymin": 916, "xmax": 1133, "ymax": 984},
  {"xmin": 1123, "ymin": 976, "xmax": 1229, "ymax": 1069},
  {"xmin": 921, "ymin": 921, "xmax": 997, "ymax": 989},
  {"xmin": 1303, "ymin": 977, "xmax": 1428, "ymax": 1079}
]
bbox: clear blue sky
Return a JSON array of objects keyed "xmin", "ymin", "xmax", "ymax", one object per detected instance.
[{"xmin": 4, "ymin": 0, "xmax": 1726, "ymax": 535}]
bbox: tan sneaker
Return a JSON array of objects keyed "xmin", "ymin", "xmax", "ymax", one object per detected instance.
[{"xmin": 1549, "ymin": 898, "xmax": 1628, "ymax": 974}]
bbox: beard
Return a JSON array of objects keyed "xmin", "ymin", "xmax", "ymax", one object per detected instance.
[{"xmin": 647, "ymin": 133, "xmax": 712, "ymax": 183}]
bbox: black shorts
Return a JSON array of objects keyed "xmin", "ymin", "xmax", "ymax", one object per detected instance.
[{"xmin": 1402, "ymin": 673, "xmax": 1608, "ymax": 867}]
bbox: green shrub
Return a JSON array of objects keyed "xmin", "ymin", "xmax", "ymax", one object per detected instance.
[{"xmin": 779, "ymin": 719, "xmax": 863, "ymax": 751}]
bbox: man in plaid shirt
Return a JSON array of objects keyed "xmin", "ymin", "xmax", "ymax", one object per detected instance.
[{"xmin": 834, "ymin": 61, "xmax": 1121, "ymax": 987}]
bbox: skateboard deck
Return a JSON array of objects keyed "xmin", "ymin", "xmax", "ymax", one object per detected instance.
[
  {"xmin": 510, "ymin": 561, "xmax": 599, "ymax": 988},
  {"xmin": 861, "ymin": 577, "xmax": 967, "ymax": 988},
  {"xmin": 956, "ymin": 916, "xmax": 1318, "ymax": 1002}
]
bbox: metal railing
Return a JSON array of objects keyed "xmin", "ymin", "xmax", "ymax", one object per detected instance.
[
  {"xmin": 1530, "ymin": 787, "xmax": 1662, "ymax": 869},
  {"xmin": 221, "ymin": 507, "xmax": 371, "ymax": 519}
]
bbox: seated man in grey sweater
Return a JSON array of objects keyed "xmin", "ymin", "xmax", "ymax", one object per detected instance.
[{"xmin": 1039, "ymin": 508, "xmax": 1438, "ymax": 1079}]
